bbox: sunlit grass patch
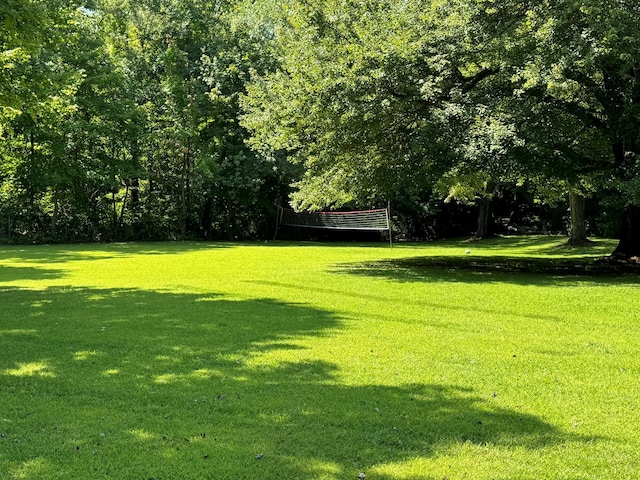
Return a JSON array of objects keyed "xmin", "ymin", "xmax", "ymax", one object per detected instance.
[
  {"xmin": 4, "ymin": 361, "xmax": 55, "ymax": 378},
  {"xmin": 0, "ymin": 236, "xmax": 639, "ymax": 479}
]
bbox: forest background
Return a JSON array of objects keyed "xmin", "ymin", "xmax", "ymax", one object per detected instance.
[{"xmin": 1, "ymin": 0, "xmax": 639, "ymax": 258}]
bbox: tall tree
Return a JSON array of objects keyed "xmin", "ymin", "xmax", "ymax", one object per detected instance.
[
  {"xmin": 2, "ymin": 0, "xmax": 288, "ymax": 242},
  {"xmin": 242, "ymin": 0, "xmax": 640, "ymax": 256},
  {"xmin": 94, "ymin": 0, "xmax": 287, "ymax": 240},
  {"xmin": 473, "ymin": 0, "xmax": 640, "ymax": 256},
  {"xmin": 241, "ymin": 0, "xmax": 471, "ymax": 211}
]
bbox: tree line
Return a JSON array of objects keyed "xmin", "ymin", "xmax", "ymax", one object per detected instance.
[
  {"xmin": 1, "ymin": 1, "xmax": 639, "ymax": 258},
  {"xmin": 1, "ymin": 0, "xmax": 292, "ymax": 243}
]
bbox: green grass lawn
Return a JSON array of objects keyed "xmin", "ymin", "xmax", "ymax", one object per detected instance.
[{"xmin": 1, "ymin": 236, "xmax": 639, "ymax": 479}]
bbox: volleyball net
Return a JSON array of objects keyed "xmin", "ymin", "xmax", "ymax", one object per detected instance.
[{"xmin": 274, "ymin": 207, "xmax": 392, "ymax": 246}]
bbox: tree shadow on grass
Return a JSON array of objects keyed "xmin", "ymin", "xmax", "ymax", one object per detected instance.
[
  {"xmin": 334, "ymin": 255, "xmax": 640, "ymax": 287},
  {"xmin": 0, "ymin": 241, "xmax": 235, "ymax": 264},
  {"xmin": 0, "ymin": 287, "xmax": 593, "ymax": 479},
  {"xmin": 453, "ymin": 235, "xmax": 616, "ymax": 253},
  {"xmin": 0, "ymin": 265, "xmax": 65, "ymax": 283}
]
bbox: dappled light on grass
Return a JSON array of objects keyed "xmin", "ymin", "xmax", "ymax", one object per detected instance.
[
  {"xmin": 456, "ymin": 235, "xmax": 617, "ymax": 256},
  {"xmin": 0, "ymin": 242, "xmax": 235, "ymax": 264},
  {"xmin": 73, "ymin": 350, "xmax": 99, "ymax": 361},
  {"xmin": 128, "ymin": 428, "xmax": 156, "ymax": 441},
  {"xmin": 0, "ymin": 284, "xmax": 579, "ymax": 479},
  {"xmin": 9, "ymin": 458, "xmax": 52, "ymax": 480},
  {"xmin": 0, "ymin": 329, "xmax": 38, "ymax": 337},
  {"xmin": 0, "ymin": 286, "xmax": 345, "ymax": 478},
  {"xmin": 4, "ymin": 361, "xmax": 56, "ymax": 378},
  {"xmin": 152, "ymin": 368, "xmax": 224, "ymax": 385}
]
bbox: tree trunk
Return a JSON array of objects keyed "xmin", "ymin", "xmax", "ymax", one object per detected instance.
[
  {"xmin": 130, "ymin": 139, "xmax": 141, "ymax": 239},
  {"xmin": 112, "ymin": 191, "xmax": 119, "ymax": 240},
  {"xmin": 567, "ymin": 188, "xmax": 589, "ymax": 245},
  {"xmin": 612, "ymin": 204, "xmax": 640, "ymax": 259},
  {"xmin": 474, "ymin": 180, "xmax": 496, "ymax": 239},
  {"xmin": 201, "ymin": 193, "xmax": 213, "ymax": 240},
  {"xmin": 609, "ymin": 136, "xmax": 640, "ymax": 259},
  {"xmin": 475, "ymin": 196, "xmax": 491, "ymax": 239},
  {"xmin": 179, "ymin": 146, "xmax": 191, "ymax": 241},
  {"xmin": 118, "ymin": 183, "xmax": 129, "ymax": 239},
  {"xmin": 51, "ymin": 194, "xmax": 59, "ymax": 239},
  {"xmin": 130, "ymin": 177, "xmax": 140, "ymax": 238}
]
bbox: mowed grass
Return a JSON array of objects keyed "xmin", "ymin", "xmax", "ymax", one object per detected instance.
[{"xmin": 1, "ymin": 236, "xmax": 639, "ymax": 479}]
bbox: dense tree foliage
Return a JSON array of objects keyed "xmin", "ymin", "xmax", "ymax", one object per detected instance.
[
  {"xmin": 1, "ymin": 0, "xmax": 639, "ymax": 256},
  {"xmin": 241, "ymin": 0, "xmax": 640, "ymax": 256},
  {"xmin": 1, "ymin": 0, "xmax": 290, "ymax": 242}
]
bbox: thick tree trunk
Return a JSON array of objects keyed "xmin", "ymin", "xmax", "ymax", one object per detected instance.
[
  {"xmin": 474, "ymin": 180, "xmax": 496, "ymax": 239},
  {"xmin": 475, "ymin": 196, "xmax": 491, "ymax": 239},
  {"xmin": 567, "ymin": 188, "xmax": 589, "ymax": 246},
  {"xmin": 609, "ymin": 135, "xmax": 640, "ymax": 258},
  {"xmin": 612, "ymin": 204, "xmax": 640, "ymax": 259}
]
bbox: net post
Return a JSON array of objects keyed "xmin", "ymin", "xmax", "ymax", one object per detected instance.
[
  {"xmin": 387, "ymin": 201, "xmax": 393, "ymax": 248},
  {"xmin": 277, "ymin": 207, "xmax": 391, "ymax": 244}
]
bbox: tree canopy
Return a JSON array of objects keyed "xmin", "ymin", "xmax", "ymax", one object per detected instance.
[
  {"xmin": 241, "ymin": 0, "xmax": 640, "ymax": 256},
  {"xmin": 1, "ymin": 0, "xmax": 639, "ymax": 256},
  {"xmin": 1, "ymin": 0, "xmax": 290, "ymax": 242}
]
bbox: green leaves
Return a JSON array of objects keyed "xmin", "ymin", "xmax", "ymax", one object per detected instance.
[
  {"xmin": 1, "ymin": 0, "xmax": 639, "ymax": 247},
  {"xmin": 240, "ymin": 0, "xmax": 638, "ymax": 219},
  {"xmin": 241, "ymin": 0, "xmax": 493, "ymax": 208}
]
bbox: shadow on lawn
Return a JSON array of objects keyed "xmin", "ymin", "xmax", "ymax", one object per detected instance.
[
  {"xmin": 0, "ymin": 265, "xmax": 65, "ymax": 282},
  {"xmin": 335, "ymin": 255, "xmax": 640, "ymax": 287},
  {"xmin": 0, "ymin": 241, "xmax": 234, "ymax": 264},
  {"xmin": 451, "ymin": 235, "xmax": 616, "ymax": 253},
  {"xmin": 0, "ymin": 287, "xmax": 593, "ymax": 479}
]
